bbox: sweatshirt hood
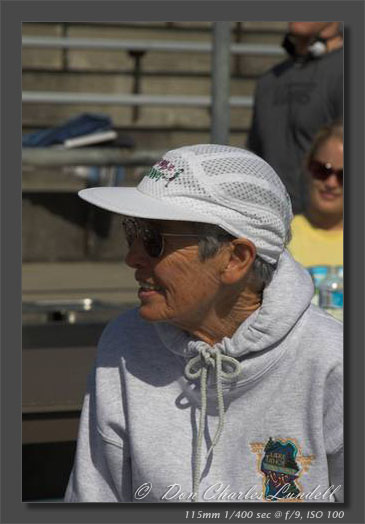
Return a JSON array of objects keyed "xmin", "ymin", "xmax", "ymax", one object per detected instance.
[{"xmin": 155, "ymin": 249, "xmax": 314, "ymax": 368}]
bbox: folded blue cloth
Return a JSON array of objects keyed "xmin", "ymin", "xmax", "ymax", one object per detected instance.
[{"xmin": 22, "ymin": 113, "xmax": 112, "ymax": 147}]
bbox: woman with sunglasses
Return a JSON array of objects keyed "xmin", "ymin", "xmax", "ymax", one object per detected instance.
[
  {"xmin": 65, "ymin": 145, "xmax": 343, "ymax": 504},
  {"xmin": 288, "ymin": 121, "xmax": 343, "ymax": 267}
]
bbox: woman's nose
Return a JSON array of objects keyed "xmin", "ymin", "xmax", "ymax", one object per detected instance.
[
  {"xmin": 324, "ymin": 173, "xmax": 341, "ymax": 188},
  {"xmin": 125, "ymin": 238, "xmax": 149, "ymax": 268}
]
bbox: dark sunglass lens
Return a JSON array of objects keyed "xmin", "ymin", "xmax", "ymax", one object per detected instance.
[
  {"xmin": 310, "ymin": 161, "xmax": 328, "ymax": 180},
  {"xmin": 310, "ymin": 161, "xmax": 343, "ymax": 185},
  {"xmin": 122, "ymin": 219, "xmax": 163, "ymax": 257},
  {"xmin": 143, "ymin": 228, "xmax": 163, "ymax": 257},
  {"xmin": 122, "ymin": 219, "xmax": 138, "ymax": 247}
]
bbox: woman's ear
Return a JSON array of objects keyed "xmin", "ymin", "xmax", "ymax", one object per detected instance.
[{"xmin": 220, "ymin": 238, "xmax": 257, "ymax": 285}]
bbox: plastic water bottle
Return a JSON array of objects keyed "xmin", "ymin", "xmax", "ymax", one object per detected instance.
[
  {"xmin": 308, "ymin": 266, "xmax": 330, "ymax": 305},
  {"xmin": 318, "ymin": 266, "xmax": 343, "ymax": 321},
  {"xmin": 335, "ymin": 265, "xmax": 343, "ymax": 279}
]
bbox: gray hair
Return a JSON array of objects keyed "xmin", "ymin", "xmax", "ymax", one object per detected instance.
[{"xmin": 194, "ymin": 224, "xmax": 279, "ymax": 288}]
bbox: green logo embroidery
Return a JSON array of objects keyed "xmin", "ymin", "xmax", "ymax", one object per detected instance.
[{"xmin": 146, "ymin": 160, "xmax": 184, "ymax": 187}]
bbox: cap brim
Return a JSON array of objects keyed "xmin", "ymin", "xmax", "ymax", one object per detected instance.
[{"xmin": 78, "ymin": 187, "xmax": 219, "ymax": 225}]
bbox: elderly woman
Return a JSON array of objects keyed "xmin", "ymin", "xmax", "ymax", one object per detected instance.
[
  {"xmin": 65, "ymin": 145, "xmax": 343, "ymax": 503},
  {"xmin": 288, "ymin": 121, "xmax": 343, "ymax": 267}
]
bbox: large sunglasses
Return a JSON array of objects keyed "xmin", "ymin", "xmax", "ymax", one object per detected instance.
[
  {"xmin": 308, "ymin": 160, "xmax": 343, "ymax": 185},
  {"xmin": 122, "ymin": 218, "xmax": 202, "ymax": 258}
]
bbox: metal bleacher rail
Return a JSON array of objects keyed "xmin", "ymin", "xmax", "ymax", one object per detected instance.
[
  {"xmin": 22, "ymin": 35, "xmax": 284, "ymax": 109},
  {"xmin": 22, "ymin": 32, "xmax": 285, "ymax": 167},
  {"xmin": 22, "ymin": 34, "xmax": 285, "ymax": 54}
]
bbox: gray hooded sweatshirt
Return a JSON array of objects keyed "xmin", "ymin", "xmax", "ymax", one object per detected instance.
[{"xmin": 64, "ymin": 251, "xmax": 343, "ymax": 503}]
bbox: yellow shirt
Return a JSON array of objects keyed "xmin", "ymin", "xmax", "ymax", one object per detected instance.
[{"xmin": 288, "ymin": 215, "xmax": 343, "ymax": 267}]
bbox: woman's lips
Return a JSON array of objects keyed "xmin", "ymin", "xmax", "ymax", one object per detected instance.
[
  {"xmin": 138, "ymin": 288, "xmax": 162, "ymax": 298},
  {"xmin": 137, "ymin": 281, "xmax": 164, "ymax": 300},
  {"xmin": 319, "ymin": 191, "xmax": 340, "ymax": 201}
]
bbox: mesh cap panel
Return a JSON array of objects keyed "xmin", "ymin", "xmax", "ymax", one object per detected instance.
[{"xmin": 137, "ymin": 144, "xmax": 293, "ymax": 264}]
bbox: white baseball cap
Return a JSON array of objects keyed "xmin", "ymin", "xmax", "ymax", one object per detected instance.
[{"xmin": 79, "ymin": 144, "xmax": 293, "ymax": 265}]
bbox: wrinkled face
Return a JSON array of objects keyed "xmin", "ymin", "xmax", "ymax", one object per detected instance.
[
  {"xmin": 288, "ymin": 22, "xmax": 333, "ymax": 38},
  {"xmin": 308, "ymin": 137, "xmax": 343, "ymax": 217},
  {"xmin": 124, "ymin": 220, "xmax": 227, "ymax": 328}
]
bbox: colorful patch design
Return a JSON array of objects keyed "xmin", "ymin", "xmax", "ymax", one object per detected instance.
[
  {"xmin": 250, "ymin": 437, "xmax": 314, "ymax": 502},
  {"xmin": 146, "ymin": 160, "xmax": 184, "ymax": 187}
]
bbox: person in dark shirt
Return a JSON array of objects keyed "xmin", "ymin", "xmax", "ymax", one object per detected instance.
[{"xmin": 247, "ymin": 22, "xmax": 343, "ymax": 214}]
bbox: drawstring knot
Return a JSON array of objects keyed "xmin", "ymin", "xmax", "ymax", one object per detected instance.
[{"xmin": 184, "ymin": 342, "xmax": 241, "ymax": 501}]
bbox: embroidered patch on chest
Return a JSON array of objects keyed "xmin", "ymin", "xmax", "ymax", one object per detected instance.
[{"xmin": 250, "ymin": 437, "xmax": 314, "ymax": 502}]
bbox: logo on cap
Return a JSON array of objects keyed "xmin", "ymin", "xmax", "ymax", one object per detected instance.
[{"xmin": 146, "ymin": 160, "xmax": 184, "ymax": 187}]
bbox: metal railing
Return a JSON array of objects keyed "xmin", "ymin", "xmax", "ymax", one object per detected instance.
[
  {"xmin": 22, "ymin": 24, "xmax": 283, "ymax": 149},
  {"xmin": 22, "ymin": 35, "xmax": 285, "ymax": 56},
  {"xmin": 22, "ymin": 148, "xmax": 165, "ymax": 167},
  {"xmin": 22, "ymin": 91, "xmax": 253, "ymax": 107},
  {"xmin": 22, "ymin": 32, "xmax": 282, "ymax": 109}
]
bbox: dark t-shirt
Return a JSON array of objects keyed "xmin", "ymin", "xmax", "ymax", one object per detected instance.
[{"xmin": 247, "ymin": 48, "xmax": 343, "ymax": 214}]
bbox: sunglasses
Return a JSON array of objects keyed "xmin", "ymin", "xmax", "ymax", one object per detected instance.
[
  {"xmin": 308, "ymin": 160, "xmax": 343, "ymax": 185},
  {"xmin": 122, "ymin": 218, "xmax": 202, "ymax": 258}
]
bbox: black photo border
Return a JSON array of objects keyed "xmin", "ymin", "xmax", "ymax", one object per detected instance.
[{"xmin": 1, "ymin": 1, "xmax": 364, "ymax": 523}]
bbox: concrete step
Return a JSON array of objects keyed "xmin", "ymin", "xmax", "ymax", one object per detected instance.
[
  {"xmin": 22, "ymin": 194, "xmax": 130, "ymax": 262},
  {"xmin": 22, "ymin": 261, "xmax": 138, "ymax": 304},
  {"xmin": 22, "ymin": 104, "xmax": 252, "ymax": 132}
]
